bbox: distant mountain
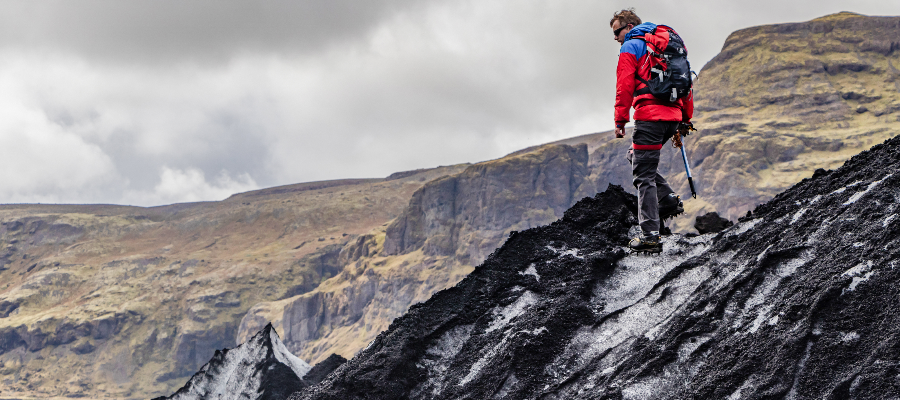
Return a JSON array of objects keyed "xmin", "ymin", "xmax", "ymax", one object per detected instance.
[{"xmin": 288, "ymin": 132, "xmax": 900, "ymax": 399}]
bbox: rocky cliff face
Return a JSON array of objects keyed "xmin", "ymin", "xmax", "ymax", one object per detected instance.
[
  {"xmin": 290, "ymin": 132, "xmax": 900, "ymax": 400},
  {"xmin": 239, "ymin": 144, "xmax": 599, "ymax": 364},
  {"xmin": 0, "ymin": 166, "xmax": 465, "ymax": 399},
  {"xmin": 384, "ymin": 143, "xmax": 593, "ymax": 262}
]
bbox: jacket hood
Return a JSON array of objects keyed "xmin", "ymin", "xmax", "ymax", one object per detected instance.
[{"xmin": 623, "ymin": 22, "xmax": 657, "ymax": 42}]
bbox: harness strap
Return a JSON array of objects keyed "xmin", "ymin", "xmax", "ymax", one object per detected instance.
[
  {"xmin": 633, "ymin": 143, "xmax": 663, "ymax": 151},
  {"xmin": 633, "ymin": 75, "xmax": 652, "ymax": 96}
]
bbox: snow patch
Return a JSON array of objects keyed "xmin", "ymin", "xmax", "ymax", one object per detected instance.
[
  {"xmin": 596, "ymin": 237, "xmax": 708, "ymax": 314},
  {"xmin": 486, "ymin": 291, "xmax": 539, "ymax": 333},
  {"xmin": 573, "ymin": 262, "xmax": 712, "ymax": 366},
  {"xmin": 270, "ymin": 328, "xmax": 312, "ymax": 379},
  {"xmin": 842, "ymin": 261, "xmax": 876, "ymax": 294},
  {"xmin": 518, "ymin": 264, "xmax": 540, "ymax": 282},
  {"xmin": 775, "ymin": 249, "xmax": 815, "ymax": 277},
  {"xmin": 840, "ymin": 331, "xmax": 860, "ymax": 343}
]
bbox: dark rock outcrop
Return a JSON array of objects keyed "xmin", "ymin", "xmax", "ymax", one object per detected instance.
[
  {"xmin": 694, "ymin": 212, "xmax": 735, "ymax": 234},
  {"xmin": 155, "ymin": 323, "xmax": 312, "ymax": 400},
  {"xmin": 289, "ymin": 133, "xmax": 900, "ymax": 399},
  {"xmin": 302, "ymin": 354, "xmax": 348, "ymax": 386}
]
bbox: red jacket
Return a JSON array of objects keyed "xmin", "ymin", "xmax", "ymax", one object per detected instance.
[{"xmin": 614, "ymin": 23, "xmax": 693, "ymax": 125}]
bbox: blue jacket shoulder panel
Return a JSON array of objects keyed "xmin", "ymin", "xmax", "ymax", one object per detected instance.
[
  {"xmin": 619, "ymin": 39, "xmax": 646, "ymax": 59},
  {"xmin": 619, "ymin": 22, "xmax": 656, "ymax": 59}
]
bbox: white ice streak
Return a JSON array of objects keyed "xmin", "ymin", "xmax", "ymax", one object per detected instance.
[
  {"xmin": 459, "ymin": 334, "xmax": 511, "ymax": 386},
  {"xmin": 843, "ymin": 174, "xmax": 892, "ymax": 205},
  {"xmin": 884, "ymin": 214, "xmax": 897, "ymax": 227},
  {"xmin": 756, "ymin": 244, "xmax": 774, "ymax": 262},
  {"xmin": 841, "ymin": 261, "xmax": 876, "ymax": 294},
  {"xmin": 486, "ymin": 291, "xmax": 539, "ymax": 333},
  {"xmin": 790, "ymin": 208, "xmax": 807, "ymax": 225},
  {"xmin": 748, "ymin": 304, "xmax": 774, "ymax": 334},
  {"xmin": 414, "ymin": 324, "xmax": 474, "ymax": 397},
  {"xmin": 519, "ymin": 264, "xmax": 540, "ymax": 282},
  {"xmin": 546, "ymin": 245, "xmax": 583, "ymax": 259},
  {"xmin": 728, "ymin": 377, "xmax": 758, "ymax": 400},
  {"xmin": 728, "ymin": 218, "xmax": 762, "ymax": 236},
  {"xmin": 741, "ymin": 249, "xmax": 813, "ymax": 334},
  {"xmin": 785, "ymin": 342, "xmax": 814, "ymax": 400}
]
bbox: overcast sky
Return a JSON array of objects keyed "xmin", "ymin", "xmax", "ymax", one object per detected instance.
[{"xmin": 0, "ymin": 0, "xmax": 898, "ymax": 206}]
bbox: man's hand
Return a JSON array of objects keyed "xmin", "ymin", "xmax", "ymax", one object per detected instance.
[{"xmin": 614, "ymin": 126, "xmax": 625, "ymax": 138}]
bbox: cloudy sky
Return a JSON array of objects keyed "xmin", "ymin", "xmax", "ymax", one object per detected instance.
[{"xmin": 0, "ymin": 0, "xmax": 898, "ymax": 206}]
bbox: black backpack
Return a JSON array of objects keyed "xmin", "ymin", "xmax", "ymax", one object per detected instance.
[{"xmin": 632, "ymin": 25, "xmax": 692, "ymax": 102}]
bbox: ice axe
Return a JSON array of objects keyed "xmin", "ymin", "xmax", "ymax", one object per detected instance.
[{"xmin": 674, "ymin": 122, "xmax": 697, "ymax": 199}]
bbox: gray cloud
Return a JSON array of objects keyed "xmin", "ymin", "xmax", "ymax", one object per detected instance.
[
  {"xmin": 0, "ymin": 0, "xmax": 898, "ymax": 206},
  {"xmin": 0, "ymin": 0, "xmax": 419, "ymax": 63}
]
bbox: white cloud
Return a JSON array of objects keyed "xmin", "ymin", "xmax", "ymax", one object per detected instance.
[
  {"xmin": 0, "ymin": 1, "xmax": 898, "ymax": 206},
  {"xmin": 122, "ymin": 167, "xmax": 258, "ymax": 206},
  {"xmin": 0, "ymin": 92, "xmax": 117, "ymax": 204}
]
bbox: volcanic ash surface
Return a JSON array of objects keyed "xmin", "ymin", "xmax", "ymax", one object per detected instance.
[{"xmin": 292, "ymin": 134, "xmax": 900, "ymax": 399}]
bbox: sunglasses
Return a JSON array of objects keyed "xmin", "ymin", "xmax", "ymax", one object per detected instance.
[{"xmin": 613, "ymin": 24, "xmax": 631, "ymax": 36}]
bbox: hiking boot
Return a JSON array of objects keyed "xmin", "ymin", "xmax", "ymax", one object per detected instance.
[
  {"xmin": 659, "ymin": 194, "xmax": 684, "ymax": 220},
  {"xmin": 629, "ymin": 232, "xmax": 662, "ymax": 254},
  {"xmin": 660, "ymin": 226, "xmax": 672, "ymax": 236}
]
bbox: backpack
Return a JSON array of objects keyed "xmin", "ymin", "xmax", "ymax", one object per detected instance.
[{"xmin": 632, "ymin": 25, "xmax": 692, "ymax": 102}]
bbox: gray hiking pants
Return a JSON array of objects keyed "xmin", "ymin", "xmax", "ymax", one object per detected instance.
[{"xmin": 627, "ymin": 121, "xmax": 677, "ymax": 234}]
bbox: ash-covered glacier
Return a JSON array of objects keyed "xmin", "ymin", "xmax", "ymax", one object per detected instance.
[
  {"xmin": 155, "ymin": 323, "xmax": 327, "ymax": 400},
  {"xmin": 289, "ymin": 134, "xmax": 900, "ymax": 399}
]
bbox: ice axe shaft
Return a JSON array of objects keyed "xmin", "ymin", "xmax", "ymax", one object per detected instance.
[{"xmin": 680, "ymin": 142, "xmax": 697, "ymax": 199}]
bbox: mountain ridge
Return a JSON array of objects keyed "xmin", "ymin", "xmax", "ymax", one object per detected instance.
[
  {"xmin": 1, "ymin": 11, "xmax": 900, "ymax": 399},
  {"xmin": 286, "ymin": 131, "xmax": 900, "ymax": 399}
]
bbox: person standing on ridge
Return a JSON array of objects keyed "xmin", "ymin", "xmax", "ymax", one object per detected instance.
[{"xmin": 610, "ymin": 8, "xmax": 694, "ymax": 253}]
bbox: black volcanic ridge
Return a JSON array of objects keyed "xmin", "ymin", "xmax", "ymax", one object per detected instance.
[{"xmin": 291, "ymin": 134, "xmax": 900, "ymax": 399}]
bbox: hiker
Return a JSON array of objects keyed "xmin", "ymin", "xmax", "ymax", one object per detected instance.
[{"xmin": 610, "ymin": 8, "xmax": 694, "ymax": 253}]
